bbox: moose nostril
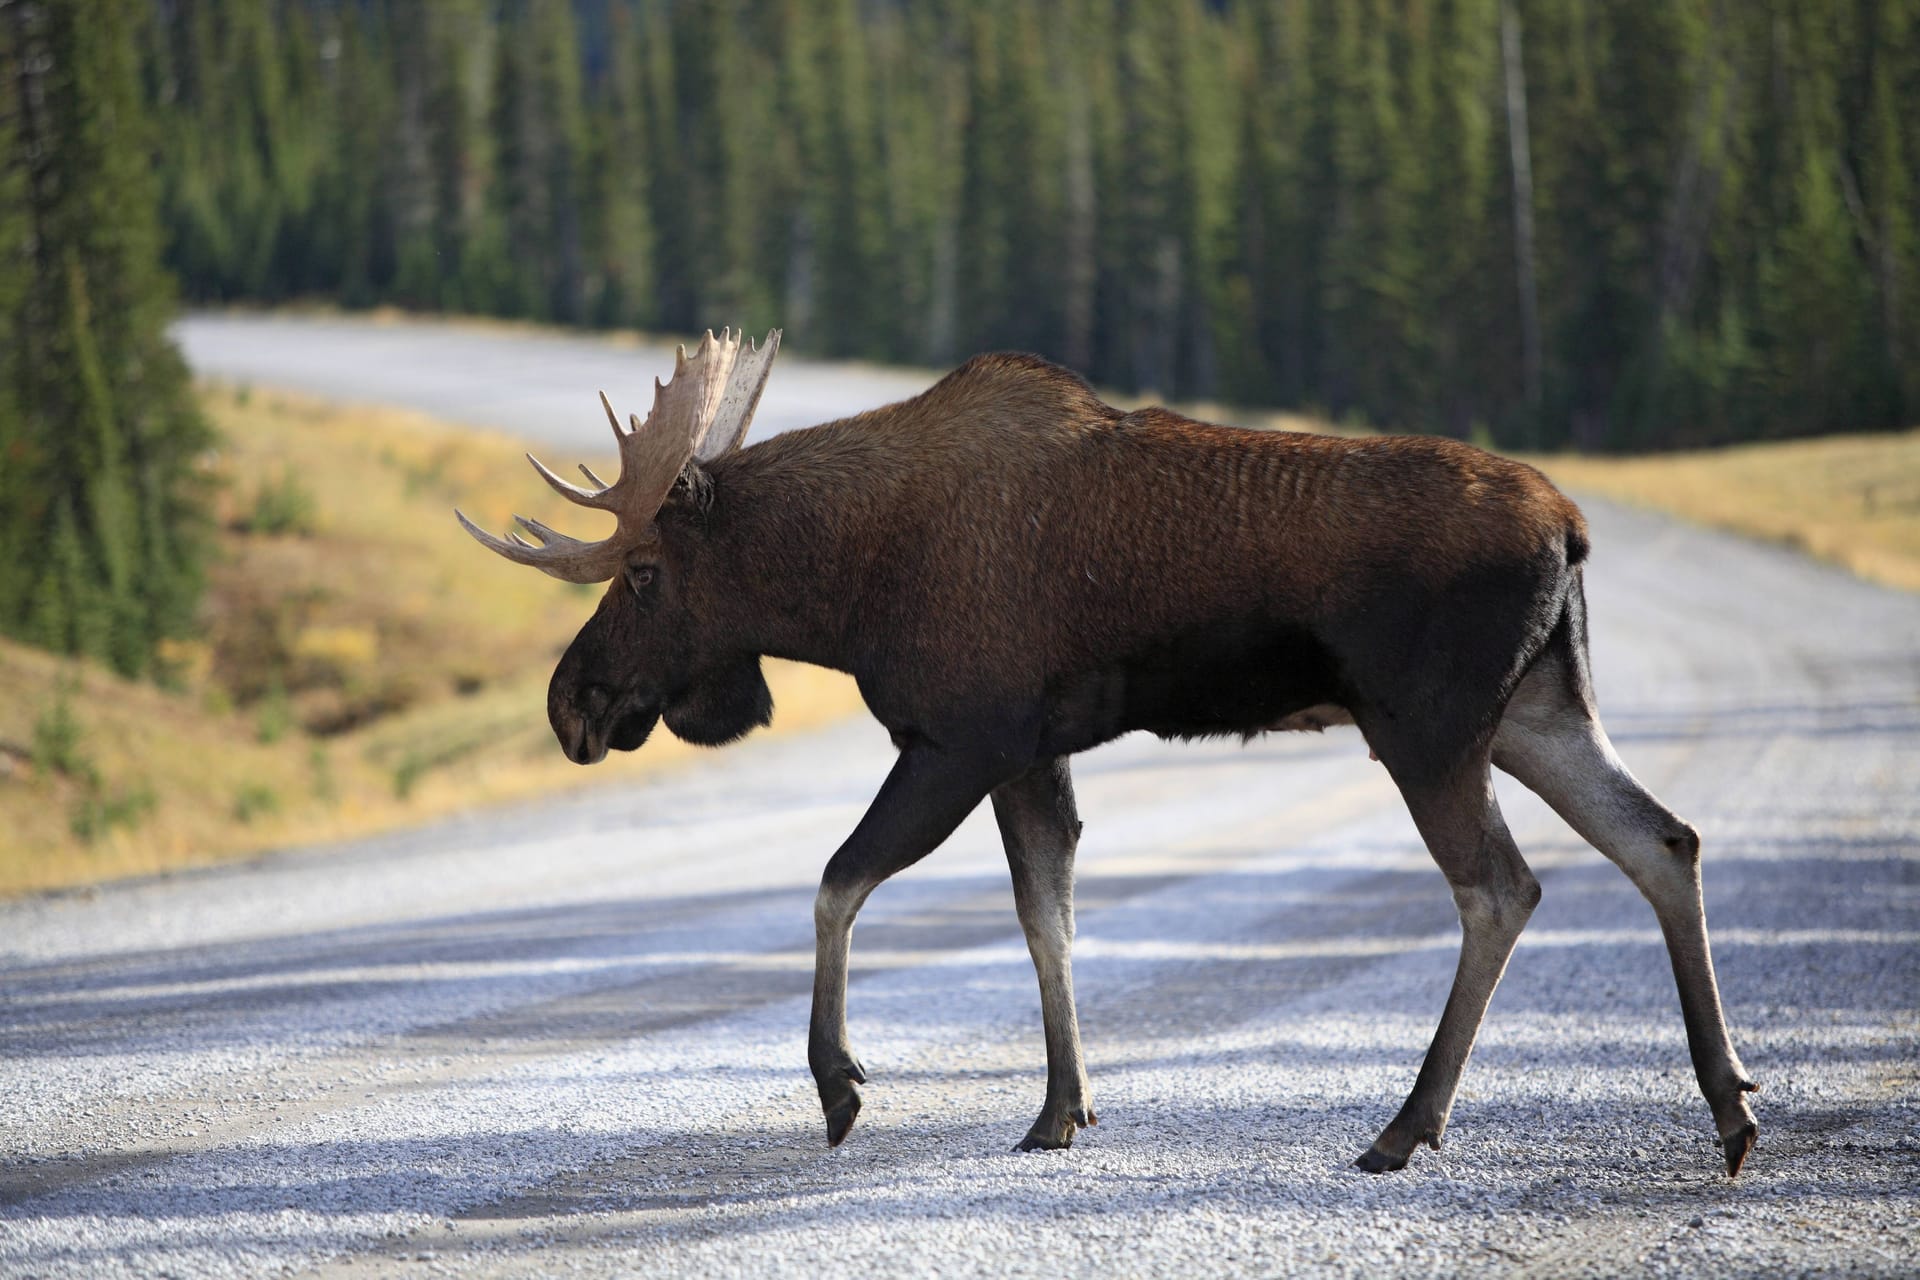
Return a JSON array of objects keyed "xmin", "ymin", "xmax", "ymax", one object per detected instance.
[
  {"xmin": 581, "ymin": 685, "xmax": 612, "ymax": 718},
  {"xmin": 554, "ymin": 707, "xmax": 594, "ymax": 764}
]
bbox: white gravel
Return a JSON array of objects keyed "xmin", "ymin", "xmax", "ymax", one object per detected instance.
[{"xmin": 3, "ymin": 321, "xmax": 1916, "ymax": 1277}]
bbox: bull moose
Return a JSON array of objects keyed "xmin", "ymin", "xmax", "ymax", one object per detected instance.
[{"xmin": 457, "ymin": 328, "xmax": 1758, "ymax": 1176}]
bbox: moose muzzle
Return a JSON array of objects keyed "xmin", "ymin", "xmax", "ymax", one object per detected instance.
[{"xmin": 549, "ymin": 681, "xmax": 660, "ymax": 765}]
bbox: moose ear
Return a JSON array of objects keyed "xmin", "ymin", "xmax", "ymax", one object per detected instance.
[{"xmin": 673, "ymin": 458, "xmax": 716, "ymax": 513}]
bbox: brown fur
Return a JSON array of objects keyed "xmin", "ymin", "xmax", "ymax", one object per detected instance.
[{"xmin": 679, "ymin": 354, "xmax": 1586, "ymax": 749}]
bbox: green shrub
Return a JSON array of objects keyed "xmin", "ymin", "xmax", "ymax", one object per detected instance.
[
  {"xmin": 309, "ymin": 744, "xmax": 336, "ymax": 806},
  {"xmin": 70, "ymin": 782, "xmax": 155, "ymax": 843},
  {"xmin": 255, "ymin": 680, "xmax": 294, "ymax": 744},
  {"xmin": 31, "ymin": 682, "xmax": 88, "ymax": 779},
  {"xmin": 247, "ymin": 470, "xmax": 318, "ymax": 537},
  {"xmin": 391, "ymin": 754, "xmax": 427, "ymax": 801},
  {"xmin": 232, "ymin": 783, "xmax": 280, "ymax": 823}
]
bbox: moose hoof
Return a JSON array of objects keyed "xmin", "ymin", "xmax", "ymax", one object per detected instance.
[
  {"xmin": 1016, "ymin": 1106, "xmax": 1097, "ymax": 1153},
  {"xmin": 813, "ymin": 1053, "xmax": 867, "ymax": 1148},
  {"xmin": 1714, "ymin": 1089, "xmax": 1758, "ymax": 1177},
  {"xmin": 1355, "ymin": 1126, "xmax": 1438, "ymax": 1174},
  {"xmin": 1353, "ymin": 1145, "xmax": 1409, "ymax": 1174},
  {"xmin": 822, "ymin": 1082, "xmax": 863, "ymax": 1148},
  {"xmin": 1722, "ymin": 1120, "xmax": 1757, "ymax": 1178}
]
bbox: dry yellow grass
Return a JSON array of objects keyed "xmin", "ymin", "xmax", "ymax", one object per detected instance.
[
  {"xmin": 1537, "ymin": 429, "xmax": 1920, "ymax": 593},
  {"xmin": 0, "ymin": 384, "xmax": 862, "ymax": 899}
]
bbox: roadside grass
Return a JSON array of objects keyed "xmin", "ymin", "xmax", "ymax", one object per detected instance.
[
  {"xmin": 1536, "ymin": 429, "xmax": 1920, "ymax": 594},
  {"xmin": 0, "ymin": 384, "xmax": 861, "ymax": 898}
]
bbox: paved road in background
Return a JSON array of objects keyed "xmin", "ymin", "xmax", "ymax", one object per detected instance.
[
  {"xmin": 4, "ymin": 316, "xmax": 1917, "ymax": 1277},
  {"xmin": 174, "ymin": 312, "xmax": 940, "ymax": 448}
]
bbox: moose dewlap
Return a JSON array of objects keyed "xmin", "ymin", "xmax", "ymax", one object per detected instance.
[{"xmin": 458, "ymin": 329, "xmax": 1758, "ymax": 1176}]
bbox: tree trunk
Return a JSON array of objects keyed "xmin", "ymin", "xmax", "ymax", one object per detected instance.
[{"xmin": 1501, "ymin": 0, "xmax": 1542, "ymax": 415}]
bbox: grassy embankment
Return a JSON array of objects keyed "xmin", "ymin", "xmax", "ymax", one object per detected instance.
[
  {"xmin": 2, "ymin": 371, "xmax": 1913, "ymax": 899},
  {"xmin": 0, "ymin": 385, "xmax": 862, "ymax": 898},
  {"xmin": 1536, "ymin": 431, "xmax": 1920, "ymax": 593}
]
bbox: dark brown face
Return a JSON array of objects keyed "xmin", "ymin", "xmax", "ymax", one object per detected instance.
[{"xmin": 547, "ymin": 552, "xmax": 771, "ymax": 765}]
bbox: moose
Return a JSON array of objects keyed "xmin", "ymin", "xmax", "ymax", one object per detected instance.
[{"xmin": 458, "ymin": 329, "xmax": 1758, "ymax": 1176}]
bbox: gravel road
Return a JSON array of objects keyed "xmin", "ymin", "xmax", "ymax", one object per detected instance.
[
  {"xmin": 4, "ymin": 316, "xmax": 1917, "ymax": 1277},
  {"xmin": 172, "ymin": 312, "xmax": 937, "ymax": 450}
]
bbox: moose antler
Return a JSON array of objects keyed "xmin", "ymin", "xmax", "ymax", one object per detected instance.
[{"xmin": 455, "ymin": 328, "xmax": 781, "ymax": 583}]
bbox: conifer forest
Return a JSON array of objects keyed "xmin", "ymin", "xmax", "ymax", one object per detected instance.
[
  {"xmin": 2, "ymin": 0, "xmax": 1918, "ymax": 674},
  {"xmin": 138, "ymin": 0, "xmax": 1919, "ymax": 450}
]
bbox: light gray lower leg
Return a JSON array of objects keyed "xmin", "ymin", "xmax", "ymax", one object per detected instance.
[
  {"xmin": 1493, "ymin": 698, "xmax": 1758, "ymax": 1174},
  {"xmin": 992, "ymin": 759, "xmax": 1097, "ymax": 1151},
  {"xmin": 805, "ymin": 744, "xmax": 1014, "ymax": 1147},
  {"xmin": 808, "ymin": 879, "xmax": 870, "ymax": 1139},
  {"xmin": 1359, "ymin": 761, "xmax": 1540, "ymax": 1172}
]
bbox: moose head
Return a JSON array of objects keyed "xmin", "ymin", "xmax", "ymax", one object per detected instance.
[{"xmin": 456, "ymin": 329, "xmax": 783, "ymax": 765}]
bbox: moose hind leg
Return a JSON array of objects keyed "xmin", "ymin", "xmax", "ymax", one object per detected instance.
[
  {"xmin": 1358, "ymin": 752, "xmax": 1541, "ymax": 1173},
  {"xmin": 1493, "ymin": 675, "xmax": 1758, "ymax": 1175},
  {"xmin": 992, "ymin": 758, "xmax": 1097, "ymax": 1151}
]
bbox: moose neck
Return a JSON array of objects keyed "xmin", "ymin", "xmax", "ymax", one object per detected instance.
[{"xmin": 694, "ymin": 442, "xmax": 878, "ymax": 676}]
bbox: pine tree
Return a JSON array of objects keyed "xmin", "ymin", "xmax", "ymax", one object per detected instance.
[
  {"xmin": 148, "ymin": 0, "xmax": 334, "ymax": 302},
  {"xmin": 1315, "ymin": 0, "xmax": 1423, "ymax": 422},
  {"xmin": 645, "ymin": 0, "xmax": 767, "ymax": 332},
  {"xmin": 0, "ymin": 0, "xmax": 215, "ymax": 677},
  {"xmin": 811, "ymin": 0, "xmax": 888, "ymax": 357},
  {"xmin": 0, "ymin": 18, "xmax": 33, "ymax": 629},
  {"xmin": 587, "ymin": 3, "xmax": 657, "ymax": 328},
  {"xmin": 533, "ymin": 0, "xmax": 590, "ymax": 323},
  {"xmin": 485, "ymin": 0, "xmax": 592, "ymax": 323},
  {"xmin": 1851, "ymin": 0, "xmax": 1916, "ymax": 421},
  {"xmin": 866, "ymin": 0, "xmax": 966, "ymax": 365},
  {"xmin": 318, "ymin": 13, "xmax": 399, "ymax": 307},
  {"xmin": 117, "ymin": 0, "xmax": 1920, "ymax": 448},
  {"xmin": 955, "ymin": 4, "xmax": 1020, "ymax": 358},
  {"xmin": 1109, "ymin": 0, "xmax": 1195, "ymax": 395},
  {"xmin": 391, "ymin": 3, "xmax": 492, "ymax": 311}
]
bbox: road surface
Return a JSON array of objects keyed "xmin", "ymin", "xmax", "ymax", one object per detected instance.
[
  {"xmin": 173, "ymin": 312, "xmax": 939, "ymax": 450},
  {"xmin": 3, "ymin": 315, "xmax": 1917, "ymax": 1277}
]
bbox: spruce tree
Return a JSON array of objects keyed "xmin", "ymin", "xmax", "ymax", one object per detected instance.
[
  {"xmin": 0, "ymin": 0, "xmax": 214, "ymax": 678},
  {"xmin": 955, "ymin": 4, "xmax": 1015, "ymax": 359},
  {"xmin": 0, "ymin": 18, "xmax": 32, "ymax": 630},
  {"xmin": 587, "ymin": 3, "xmax": 657, "ymax": 329},
  {"xmin": 810, "ymin": 0, "xmax": 888, "ymax": 357},
  {"xmin": 1110, "ymin": 0, "xmax": 1187, "ymax": 394},
  {"xmin": 112, "ymin": 0, "xmax": 1920, "ymax": 448}
]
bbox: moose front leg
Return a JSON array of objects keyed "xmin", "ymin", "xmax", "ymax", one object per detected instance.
[
  {"xmin": 809, "ymin": 742, "xmax": 1015, "ymax": 1146},
  {"xmin": 992, "ymin": 758, "xmax": 1097, "ymax": 1151}
]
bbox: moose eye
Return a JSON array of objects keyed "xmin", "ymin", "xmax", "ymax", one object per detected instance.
[{"xmin": 626, "ymin": 565, "xmax": 656, "ymax": 595}]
